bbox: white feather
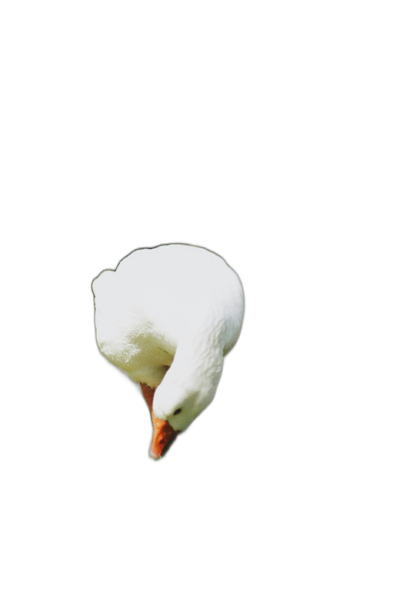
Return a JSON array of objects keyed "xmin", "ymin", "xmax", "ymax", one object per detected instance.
[{"xmin": 92, "ymin": 244, "xmax": 244, "ymax": 431}]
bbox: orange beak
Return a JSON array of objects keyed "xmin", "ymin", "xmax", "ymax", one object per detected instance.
[
  {"xmin": 149, "ymin": 414, "xmax": 179, "ymax": 460},
  {"xmin": 140, "ymin": 383, "xmax": 181, "ymax": 460}
]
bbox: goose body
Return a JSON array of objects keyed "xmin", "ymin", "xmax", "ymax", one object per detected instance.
[{"xmin": 92, "ymin": 243, "xmax": 244, "ymax": 458}]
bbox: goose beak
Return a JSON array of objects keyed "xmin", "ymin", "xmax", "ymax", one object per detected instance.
[
  {"xmin": 150, "ymin": 415, "xmax": 178, "ymax": 459},
  {"xmin": 140, "ymin": 383, "xmax": 182, "ymax": 460}
]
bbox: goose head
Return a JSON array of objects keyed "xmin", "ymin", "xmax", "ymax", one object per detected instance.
[{"xmin": 149, "ymin": 342, "xmax": 223, "ymax": 458}]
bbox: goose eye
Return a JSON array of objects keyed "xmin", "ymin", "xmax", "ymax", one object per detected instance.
[{"xmin": 173, "ymin": 408, "xmax": 182, "ymax": 415}]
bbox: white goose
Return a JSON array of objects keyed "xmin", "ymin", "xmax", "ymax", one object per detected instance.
[{"xmin": 92, "ymin": 243, "xmax": 244, "ymax": 459}]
